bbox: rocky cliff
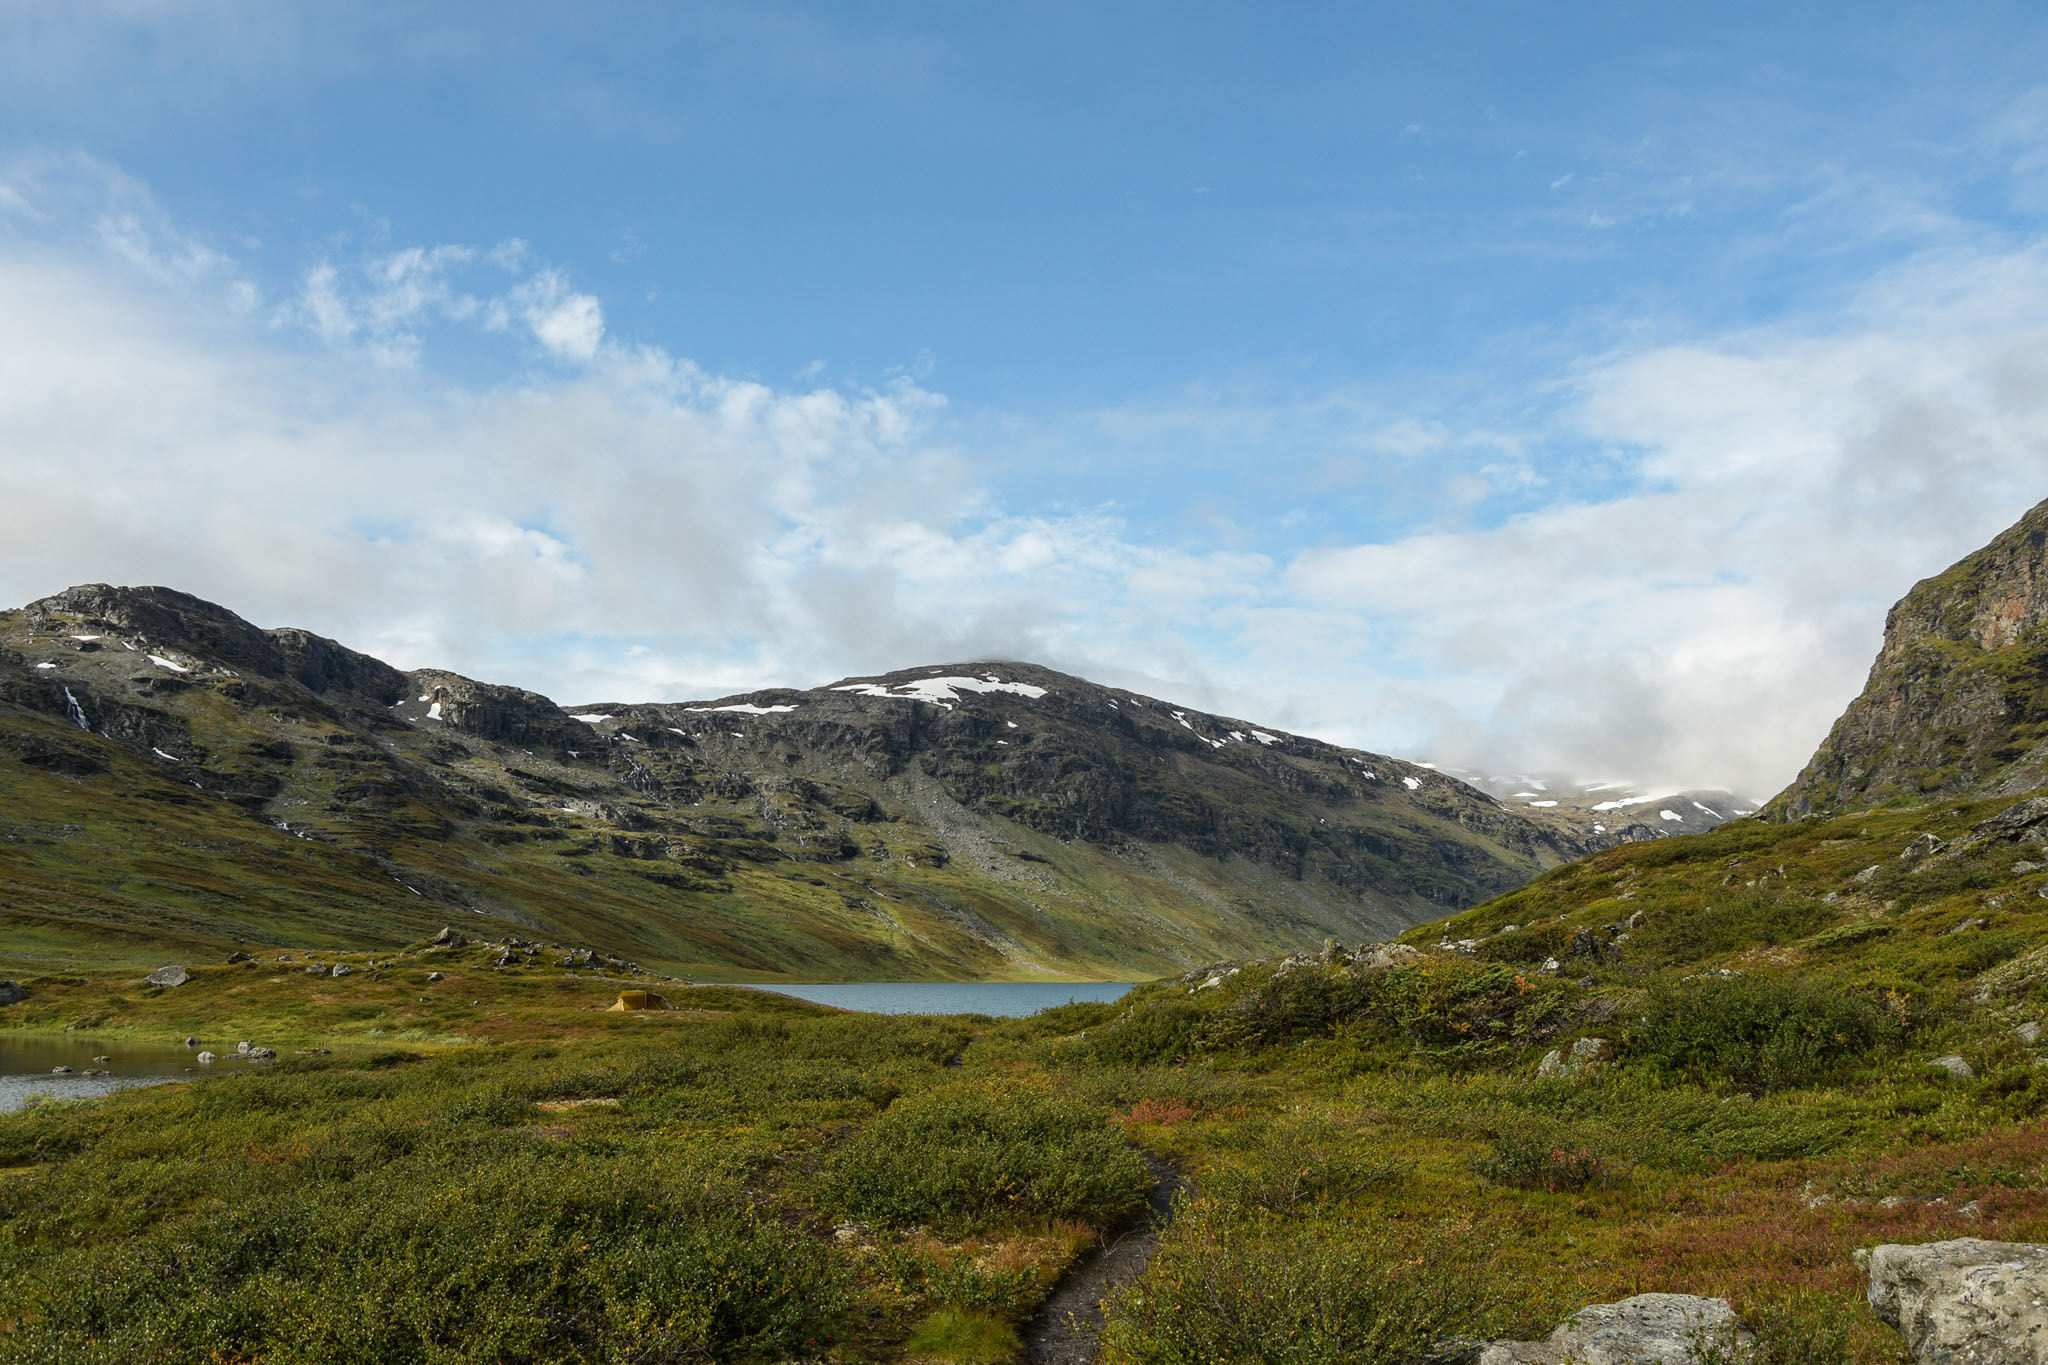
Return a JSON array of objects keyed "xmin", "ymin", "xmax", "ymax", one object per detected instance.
[{"xmin": 1774, "ymin": 497, "xmax": 2048, "ymax": 818}]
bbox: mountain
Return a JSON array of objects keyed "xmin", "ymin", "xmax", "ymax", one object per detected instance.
[
  {"xmin": 1774, "ymin": 496, "xmax": 2048, "ymax": 818},
  {"xmin": 0, "ymin": 583, "xmax": 1665, "ymax": 979},
  {"xmin": 1416, "ymin": 765, "xmax": 1754, "ymax": 840}
]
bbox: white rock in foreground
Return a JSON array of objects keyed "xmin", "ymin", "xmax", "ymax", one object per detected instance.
[
  {"xmin": 1477, "ymin": 1294, "xmax": 1750, "ymax": 1364},
  {"xmin": 1867, "ymin": 1238, "xmax": 2048, "ymax": 1363}
]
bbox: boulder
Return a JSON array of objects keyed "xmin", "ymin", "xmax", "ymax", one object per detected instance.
[
  {"xmin": 235, "ymin": 1041, "xmax": 251, "ymax": 1054},
  {"xmin": 246, "ymin": 1047, "xmax": 276, "ymax": 1061},
  {"xmin": 183, "ymin": 1035, "xmax": 200, "ymax": 1047},
  {"xmin": 426, "ymin": 971, "xmax": 445, "ymax": 983},
  {"xmin": 50, "ymin": 1065, "xmax": 72, "ymax": 1075},
  {"xmin": 145, "ymin": 965, "xmax": 189, "ymax": 988},
  {"xmin": 1931, "ymin": 1055, "xmax": 1976, "ymax": 1080},
  {"xmin": 196, "ymin": 1051, "xmax": 216, "ymax": 1064},
  {"xmin": 1537, "ymin": 1036, "xmax": 1610, "ymax": 1080},
  {"xmin": 330, "ymin": 964, "xmax": 351, "ymax": 978},
  {"xmin": 226, "ymin": 951, "xmax": 252, "ymax": 964},
  {"xmin": 1903, "ymin": 833, "xmax": 1949, "ymax": 861},
  {"xmin": 0, "ymin": 980, "xmax": 24, "ymax": 1006},
  {"xmin": 1354, "ymin": 943, "xmax": 1422, "ymax": 972},
  {"xmin": 1867, "ymin": 1238, "xmax": 2048, "ymax": 1363},
  {"xmin": 1477, "ymin": 1294, "xmax": 1751, "ymax": 1363},
  {"xmin": 2017, "ymin": 1022, "xmax": 2043, "ymax": 1045},
  {"xmin": 431, "ymin": 927, "xmax": 468, "ymax": 948}
]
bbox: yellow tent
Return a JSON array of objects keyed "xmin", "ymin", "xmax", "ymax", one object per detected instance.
[{"xmin": 605, "ymin": 990, "xmax": 668, "ymax": 1012}]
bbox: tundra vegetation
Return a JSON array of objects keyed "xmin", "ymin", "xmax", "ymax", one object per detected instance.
[{"xmin": 8, "ymin": 792, "xmax": 2048, "ymax": 1362}]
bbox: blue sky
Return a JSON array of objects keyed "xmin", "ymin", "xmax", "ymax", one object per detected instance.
[{"xmin": 5, "ymin": 2, "xmax": 2048, "ymax": 796}]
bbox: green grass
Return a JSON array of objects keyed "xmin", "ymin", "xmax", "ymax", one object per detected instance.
[{"xmin": 18, "ymin": 791, "xmax": 2048, "ymax": 1361}]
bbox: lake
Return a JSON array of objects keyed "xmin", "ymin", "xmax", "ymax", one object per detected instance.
[
  {"xmin": 739, "ymin": 980, "xmax": 1135, "ymax": 1016},
  {"xmin": 0, "ymin": 1036, "xmax": 211, "ymax": 1113}
]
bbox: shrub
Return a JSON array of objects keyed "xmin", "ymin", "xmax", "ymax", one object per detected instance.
[
  {"xmin": 1098, "ymin": 1204, "xmax": 1497, "ymax": 1365},
  {"xmin": 1202, "ymin": 1118, "xmax": 1401, "ymax": 1214},
  {"xmin": 1472, "ymin": 1125, "xmax": 1613, "ymax": 1192},
  {"xmin": 1629, "ymin": 890, "xmax": 1835, "ymax": 965},
  {"xmin": 1625, "ymin": 974, "xmax": 1901, "ymax": 1091},
  {"xmin": 1091, "ymin": 998, "xmax": 1205, "ymax": 1065},
  {"xmin": 823, "ymin": 1080, "xmax": 1152, "ymax": 1230},
  {"xmin": 0, "ymin": 1157, "xmax": 846, "ymax": 1364}
]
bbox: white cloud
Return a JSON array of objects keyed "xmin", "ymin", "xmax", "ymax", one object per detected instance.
[
  {"xmin": 4, "ymin": 166, "xmax": 2048, "ymax": 801},
  {"xmin": 510, "ymin": 268, "xmax": 604, "ymax": 361}
]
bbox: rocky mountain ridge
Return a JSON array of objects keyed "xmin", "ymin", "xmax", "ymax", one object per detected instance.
[{"xmin": 0, "ymin": 583, "xmax": 1715, "ymax": 978}]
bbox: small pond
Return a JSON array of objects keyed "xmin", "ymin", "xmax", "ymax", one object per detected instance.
[
  {"xmin": 739, "ymin": 980, "xmax": 1135, "ymax": 1017},
  {"xmin": 0, "ymin": 1036, "xmax": 213, "ymax": 1113}
]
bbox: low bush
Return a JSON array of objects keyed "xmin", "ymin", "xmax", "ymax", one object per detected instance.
[
  {"xmin": 1090, "ymin": 997, "xmax": 1205, "ymax": 1065},
  {"xmin": 823, "ymin": 1080, "xmax": 1151, "ymax": 1231},
  {"xmin": 1202, "ymin": 1117, "xmax": 1401, "ymax": 1214},
  {"xmin": 1097, "ymin": 1204, "xmax": 1498, "ymax": 1365},
  {"xmin": 1625, "ymin": 974, "xmax": 1901, "ymax": 1091},
  {"xmin": 0, "ymin": 1155, "xmax": 845, "ymax": 1364},
  {"xmin": 1472, "ymin": 1123, "xmax": 1614, "ymax": 1192}
]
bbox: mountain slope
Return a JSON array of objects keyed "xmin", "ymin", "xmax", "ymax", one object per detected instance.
[
  {"xmin": 0, "ymin": 583, "xmax": 1637, "ymax": 979},
  {"xmin": 1775, "ymin": 495, "xmax": 2048, "ymax": 817}
]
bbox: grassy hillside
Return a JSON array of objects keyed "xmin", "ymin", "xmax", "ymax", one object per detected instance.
[{"xmin": 10, "ymin": 791, "xmax": 2048, "ymax": 1360}]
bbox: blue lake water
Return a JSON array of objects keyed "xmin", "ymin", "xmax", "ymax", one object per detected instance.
[
  {"xmin": 740, "ymin": 980, "xmax": 1135, "ymax": 1016},
  {"xmin": 0, "ymin": 1036, "xmax": 202, "ymax": 1113}
]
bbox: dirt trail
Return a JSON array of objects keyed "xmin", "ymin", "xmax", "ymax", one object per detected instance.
[{"xmin": 1022, "ymin": 1153, "xmax": 1186, "ymax": 1365}]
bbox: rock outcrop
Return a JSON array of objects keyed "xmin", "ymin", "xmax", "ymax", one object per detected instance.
[
  {"xmin": 1775, "ymin": 498, "xmax": 2048, "ymax": 817},
  {"xmin": 1475, "ymin": 1293, "xmax": 1750, "ymax": 1364},
  {"xmin": 1867, "ymin": 1238, "xmax": 2048, "ymax": 1363}
]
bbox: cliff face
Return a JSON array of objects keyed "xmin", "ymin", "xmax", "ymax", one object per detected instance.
[{"xmin": 1773, "ymin": 497, "xmax": 2048, "ymax": 818}]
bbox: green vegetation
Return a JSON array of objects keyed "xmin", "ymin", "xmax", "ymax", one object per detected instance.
[{"xmin": 14, "ymin": 788, "xmax": 2048, "ymax": 1360}]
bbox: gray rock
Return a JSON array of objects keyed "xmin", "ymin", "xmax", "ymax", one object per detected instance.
[
  {"xmin": 0, "ymin": 980, "xmax": 24, "ymax": 1006},
  {"xmin": 2015, "ymin": 861, "xmax": 2045, "ymax": 876},
  {"xmin": 330, "ymin": 964, "xmax": 351, "ymax": 977},
  {"xmin": 426, "ymin": 971, "xmax": 445, "ymax": 983},
  {"xmin": 2018, "ymin": 1022, "xmax": 2043, "ymax": 1045},
  {"xmin": 1477, "ymin": 1293, "xmax": 1751, "ymax": 1363},
  {"xmin": 1867, "ymin": 1238, "xmax": 2048, "ymax": 1363},
  {"xmin": 226, "ymin": 951, "xmax": 252, "ymax": 964},
  {"xmin": 1536, "ymin": 1036, "xmax": 1609, "ymax": 1079},
  {"xmin": 1931, "ymin": 1055, "xmax": 1976, "ymax": 1080},
  {"xmin": 1355, "ymin": 943, "xmax": 1422, "ymax": 972},
  {"xmin": 92, "ymin": 1055, "xmax": 109, "ymax": 1063},
  {"xmin": 50, "ymin": 1065, "xmax": 72, "ymax": 1074},
  {"xmin": 431, "ymin": 927, "xmax": 468, "ymax": 948},
  {"xmin": 235, "ymin": 1041, "xmax": 251, "ymax": 1054},
  {"xmin": 183, "ymin": 1035, "xmax": 200, "ymax": 1047},
  {"xmin": 196, "ymin": 1051, "xmax": 216, "ymax": 1064},
  {"xmin": 1856, "ymin": 863, "xmax": 1885, "ymax": 884},
  {"xmin": 1973, "ymin": 799, "xmax": 2048, "ymax": 842},
  {"xmin": 303, "ymin": 964, "xmax": 325, "ymax": 975},
  {"xmin": 1903, "ymin": 833, "xmax": 1948, "ymax": 862},
  {"xmin": 145, "ymin": 965, "xmax": 189, "ymax": 988},
  {"xmin": 246, "ymin": 1046, "xmax": 276, "ymax": 1061}
]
